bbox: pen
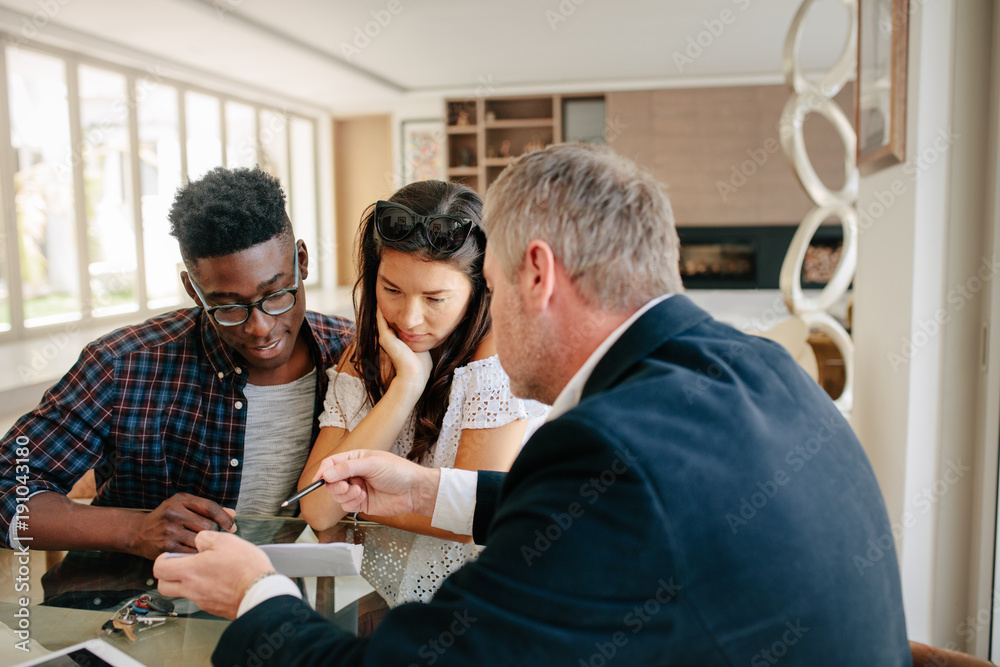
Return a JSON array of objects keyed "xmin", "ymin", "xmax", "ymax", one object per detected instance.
[{"xmin": 280, "ymin": 479, "xmax": 324, "ymax": 508}]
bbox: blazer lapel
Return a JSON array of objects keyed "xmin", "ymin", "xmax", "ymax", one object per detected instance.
[{"xmin": 581, "ymin": 295, "xmax": 711, "ymax": 400}]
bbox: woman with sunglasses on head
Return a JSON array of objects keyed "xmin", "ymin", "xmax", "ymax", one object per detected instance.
[{"xmin": 297, "ymin": 179, "xmax": 547, "ymax": 616}]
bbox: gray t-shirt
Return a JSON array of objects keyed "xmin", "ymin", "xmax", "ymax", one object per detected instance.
[{"xmin": 235, "ymin": 368, "xmax": 316, "ymax": 517}]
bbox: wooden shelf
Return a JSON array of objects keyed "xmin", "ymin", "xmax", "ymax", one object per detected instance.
[
  {"xmin": 484, "ymin": 119, "xmax": 554, "ymax": 129},
  {"xmin": 446, "ymin": 93, "xmax": 604, "ymax": 194}
]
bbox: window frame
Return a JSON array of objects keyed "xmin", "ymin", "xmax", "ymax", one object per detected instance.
[{"xmin": 0, "ymin": 34, "xmax": 323, "ymax": 343}]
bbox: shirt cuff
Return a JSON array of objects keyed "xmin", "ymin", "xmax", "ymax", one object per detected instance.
[
  {"xmin": 237, "ymin": 574, "xmax": 303, "ymax": 617},
  {"xmin": 430, "ymin": 468, "xmax": 478, "ymax": 535}
]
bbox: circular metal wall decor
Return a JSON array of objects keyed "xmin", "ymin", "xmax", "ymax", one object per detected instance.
[
  {"xmin": 779, "ymin": 0, "xmax": 859, "ymax": 415},
  {"xmin": 779, "ymin": 94, "xmax": 859, "ymax": 207},
  {"xmin": 779, "ymin": 204, "xmax": 858, "ymax": 314},
  {"xmin": 782, "ymin": 0, "xmax": 858, "ymax": 98}
]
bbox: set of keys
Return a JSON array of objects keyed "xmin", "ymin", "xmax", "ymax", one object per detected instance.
[{"xmin": 99, "ymin": 594, "xmax": 178, "ymax": 642}]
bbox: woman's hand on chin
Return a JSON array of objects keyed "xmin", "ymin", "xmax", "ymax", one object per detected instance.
[{"xmin": 376, "ymin": 307, "xmax": 433, "ymax": 394}]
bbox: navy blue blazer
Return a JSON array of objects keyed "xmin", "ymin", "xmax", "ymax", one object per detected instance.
[{"xmin": 214, "ymin": 295, "xmax": 910, "ymax": 666}]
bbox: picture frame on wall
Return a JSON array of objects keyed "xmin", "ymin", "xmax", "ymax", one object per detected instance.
[
  {"xmin": 401, "ymin": 119, "xmax": 446, "ymax": 184},
  {"xmin": 855, "ymin": 0, "xmax": 908, "ymax": 173}
]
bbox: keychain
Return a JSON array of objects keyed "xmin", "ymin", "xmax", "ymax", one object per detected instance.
[{"xmin": 99, "ymin": 593, "xmax": 178, "ymax": 642}]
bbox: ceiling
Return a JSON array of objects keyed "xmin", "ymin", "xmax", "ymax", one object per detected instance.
[{"xmin": 0, "ymin": 0, "xmax": 853, "ymax": 114}]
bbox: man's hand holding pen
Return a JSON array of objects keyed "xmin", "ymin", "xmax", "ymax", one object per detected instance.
[{"xmin": 284, "ymin": 450, "xmax": 441, "ymax": 519}]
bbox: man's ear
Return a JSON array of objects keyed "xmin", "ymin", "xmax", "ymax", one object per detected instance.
[
  {"xmin": 180, "ymin": 271, "xmax": 200, "ymax": 306},
  {"xmin": 296, "ymin": 239, "xmax": 309, "ymax": 282},
  {"xmin": 519, "ymin": 239, "xmax": 556, "ymax": 310}
]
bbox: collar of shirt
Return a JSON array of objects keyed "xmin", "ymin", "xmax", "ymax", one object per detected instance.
[
  {"xmin": 200, "ymin": 313, "xmax": 243, "ymax": 380},
  {"xmin": 546, "ymin": 294, "xmax": 673, "ymax": 422}
]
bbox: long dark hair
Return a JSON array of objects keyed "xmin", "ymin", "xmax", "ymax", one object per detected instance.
[{"xmin": 351, "ymin": 180, "xmax": 490, "ymax": 462}]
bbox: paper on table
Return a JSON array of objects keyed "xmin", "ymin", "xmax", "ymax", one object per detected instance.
[{"xmin": 258, "ymin": 542, "xmax": 363, "ymax": 578}]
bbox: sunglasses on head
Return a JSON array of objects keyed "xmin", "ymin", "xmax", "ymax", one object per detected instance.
[{"xmin": 373, "ymin": 200, "xmax": 479, "ymax": 254}]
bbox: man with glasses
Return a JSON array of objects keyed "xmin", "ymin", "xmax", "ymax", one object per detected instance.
[{"xmin": 0, "ymin": 167, "xmax": 351, "ymax": 560}]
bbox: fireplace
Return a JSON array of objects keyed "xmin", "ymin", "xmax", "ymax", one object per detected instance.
[{"xmin": 677, "ymin": 225, "xmax": 844, "ymax": 290}]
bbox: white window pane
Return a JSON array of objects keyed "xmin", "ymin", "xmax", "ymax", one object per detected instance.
[
  {"xmin": 7, "ymin": 47, "xmax": 81, "ymax": 327},
  {"xmin": 0, "ymin": 116, "xmax": 8, "ymax": 333},
  {"xmin": 79, "ymin": 65, "xmax": 138, "ymax": 317},
  {"xmin": 137, "ymin": 82, "xmax": 184, "ymax": 308},
  {"xmin": 185, "ymin": 91, "xmax": 221, "ymax": 182},
  {"xmin": 0, "ymin": 196, "xmax": 9, "ymax": 333},
  {"xmin": 259, "ymin": 109, "xmax": 289, "ymax": 196},
  {"xmin": 226, "ymin": 101, "xmax": 256, "ymax": 168},
  {"xmin": 290, "ymin": 117, "xmax": 317, "ymax": 286}
]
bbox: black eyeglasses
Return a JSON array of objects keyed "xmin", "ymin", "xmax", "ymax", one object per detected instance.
[
  {"xmin": 374, "ymin": 200, "xmax": 479, "ymax": 254},
  {"xmin": 190, "ymin": 260, "xmax": 300, "ymax": 326}
]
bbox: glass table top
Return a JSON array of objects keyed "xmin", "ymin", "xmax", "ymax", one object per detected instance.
[{"xmin": 0, "ymin": 515, "xmax": 371, "ymax": 666}]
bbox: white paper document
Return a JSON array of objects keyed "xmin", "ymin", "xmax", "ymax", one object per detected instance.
[{"xmin": 258, "ymin": 542, "xmax": 364, "ymax": 577}]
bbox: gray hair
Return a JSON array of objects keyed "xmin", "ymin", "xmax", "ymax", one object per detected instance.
[{"xmin": 482, "ymin": 143, "xmax": 683, "ymax": 311}]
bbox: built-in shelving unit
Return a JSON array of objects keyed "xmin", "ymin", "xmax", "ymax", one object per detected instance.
[{"xmin": 445, "ymin": 94, "xmax": 604, "ymax": 194}]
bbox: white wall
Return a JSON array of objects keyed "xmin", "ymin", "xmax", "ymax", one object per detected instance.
[
  {"xmin": 935, "ymin": 0, "xmax": 995, "ymax": 654},
  {"xmin": 852, "ymin": 0, "xmax": 998, "ymax": 653}
]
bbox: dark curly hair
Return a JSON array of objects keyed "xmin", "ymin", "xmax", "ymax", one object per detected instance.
[
  {"xmin": 352, "ymin": 180, "xmax": 490, "ymax": 463},
  {"xmin": 168, "ymin": 167, "xmax": 292, "ymax": 260}
]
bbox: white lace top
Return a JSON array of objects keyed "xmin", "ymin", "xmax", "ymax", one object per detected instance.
[{"xmin": 318, "ymin": 355, "xmax": 548, "ymax": 606}]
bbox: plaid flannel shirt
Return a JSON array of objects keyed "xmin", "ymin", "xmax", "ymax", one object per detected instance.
[{"xmin": 0, "ymin": 308, "xmax": 352, "ymax": 547}]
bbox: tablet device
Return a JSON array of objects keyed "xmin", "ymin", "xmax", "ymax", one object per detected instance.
[{"xmin": 14, "ymin": 638, "xmax": 147, "ymax": 667}]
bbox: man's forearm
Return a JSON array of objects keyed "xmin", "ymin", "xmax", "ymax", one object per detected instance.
[{"xmin": 17, "ymin": 491, "xmax": 143, "ymax": 554}]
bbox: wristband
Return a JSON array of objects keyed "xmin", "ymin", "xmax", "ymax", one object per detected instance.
[{"xmin": 245, "ymin": 570, "xmax": 278, "ymax": 596}]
